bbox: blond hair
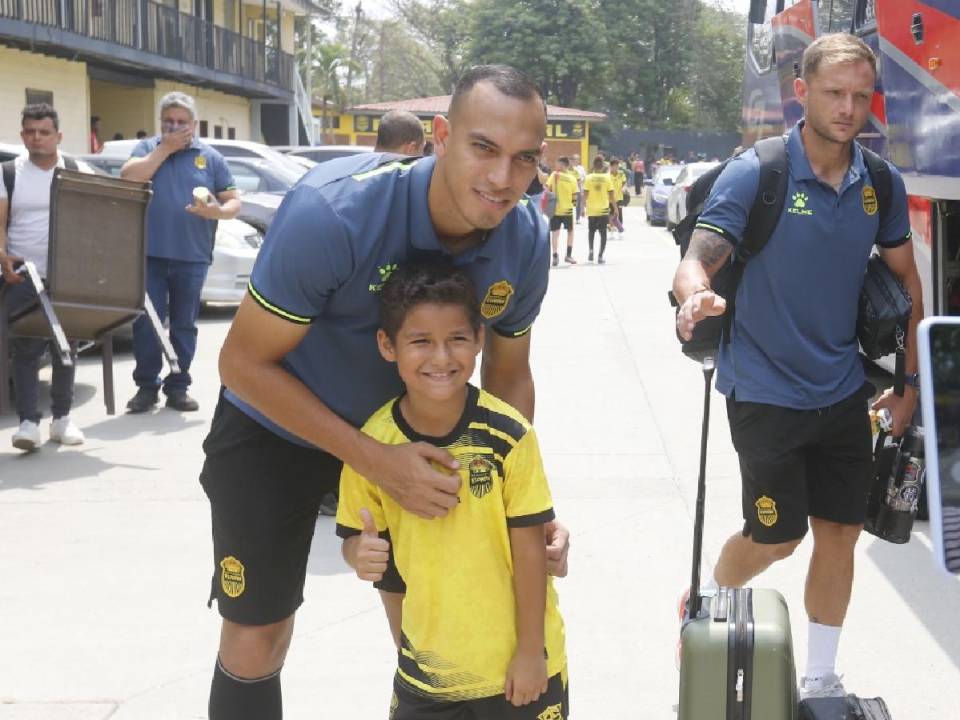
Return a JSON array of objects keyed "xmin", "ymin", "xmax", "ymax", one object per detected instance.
[{"xmin": 801, "ymin": 33, "xmax": 876, "ymax": 80}]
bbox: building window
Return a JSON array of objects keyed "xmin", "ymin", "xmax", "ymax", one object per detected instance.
[
  {"xmin": 199, "ymin": 120, "xmax": 209, "ymax": 137},
  {"xmin": 228, "ymin": 127, "xmax": 236, "ymax": 140},
  {"xmin": 25, "ymin": 88, "xmax": 53, "ymax": 106},
  {"xmin": 214, "ymin": 125, "xmax": 223, "ymax": 139}
]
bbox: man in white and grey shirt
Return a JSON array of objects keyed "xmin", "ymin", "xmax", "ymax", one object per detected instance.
[{"xmin": 0, "ymin": 103, "xmax": 86, "ymax": 451}]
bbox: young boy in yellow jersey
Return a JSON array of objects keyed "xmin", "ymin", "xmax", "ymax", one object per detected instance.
[
  {"xmin": 546, "ymin": 156, "xmax": 579, "ymax": 266},
  {"xmin": 336, "ymin": 261, "xmax": 568, "ymax": 720},
  {"xmin": 583, "ymin": 155, "xmax": 616, "ymax": 264},
  {"xmin": 608, "ymin": 158, "xmax": 626, "ymax": 238}
]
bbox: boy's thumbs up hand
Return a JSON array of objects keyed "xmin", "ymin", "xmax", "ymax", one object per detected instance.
[{"xmin": 355, "ymin": 508, "xmax": 390, "ymax": 582}]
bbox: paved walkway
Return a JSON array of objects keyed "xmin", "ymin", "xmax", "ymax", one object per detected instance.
[{"xmin": 1, "ymin": 205, "xmax": 958, "ymax": 718}]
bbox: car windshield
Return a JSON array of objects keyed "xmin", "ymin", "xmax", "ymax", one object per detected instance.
[{"xmin": 656, "ymin": 166, "xmax": 683, "ymax": 185}]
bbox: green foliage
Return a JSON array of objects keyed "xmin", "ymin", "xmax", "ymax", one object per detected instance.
[{"xmin": 300, "ymin": 0, "xmax": 748, "ymax": 132}]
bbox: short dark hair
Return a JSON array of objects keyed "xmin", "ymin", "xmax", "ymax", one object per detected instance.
[
  {"xmin": 592, "ymin": 154, "xmax": 605, "ymax": 170},
  {"xmin": 375, "ymin": 110, "xmax": 425, "ymax": 152},
  {"xmin": 557, "ymin": 156, "xmax": 569, "ymax": 167},
  {"xmin": 449, "ymin": 64, "xmax": 546, "ymax": 120},
  {"xmin": 610, "ymin": 157, "xmax": 620, "ymax": 165},
  {"xmin": 22, "ymin": 104, "xmax": 59, "ymax": 131},
  {"xmin": 136, "ymin": 129, "xmax": 148, "ymax": 139},
  {"xmin": 379, "ymin": 261, "xmax": 482, "ymax": 341}
]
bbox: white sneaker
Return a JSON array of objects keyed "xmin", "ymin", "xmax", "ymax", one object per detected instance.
[
  {"xmin": 799, "ymin": 672, "xmax": 846, "ymax": 700},
  {"xmin": 50, "ymin": 416, "xmax": 85, "ymax": 445},
  {"xmin": 12, "ymin": 420, "xmax": 41, "ymax": 451}
]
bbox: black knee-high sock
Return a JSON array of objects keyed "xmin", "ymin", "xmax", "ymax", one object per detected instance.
[
  {"xmin": 209, "ymin": 657, "xmax": 283, "ymax": 720},
  {"xmin": 588, "ymin": 224, "xmax": 595, "ymax": 252},
  {"xmin": 600, "ymin": 225, "xmax": 608, "ymax": 256}
]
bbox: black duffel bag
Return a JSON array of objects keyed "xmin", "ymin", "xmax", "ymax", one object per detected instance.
[{"xmin": 858, "ymin": 254, "xmax": 912, "ymax": 360}]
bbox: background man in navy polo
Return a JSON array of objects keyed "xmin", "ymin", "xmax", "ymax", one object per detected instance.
[
  {"xmin": 673, "ymin": 34, "xmax": 923, "ymax": 698},
  {"xmin": 199, "ymin": 65, "xmax": 570, "ymax": 719},
  {"xmin": 121, "ymin": 91, "xmax": 239, "ymax": 413}
]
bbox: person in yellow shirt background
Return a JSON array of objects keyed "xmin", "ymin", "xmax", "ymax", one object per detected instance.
[
  {"xmin": 546, "ymin": 156, "xmax": 579, "ymax": 266},
  {"xmin": 583, "ymin": 154, "xmax": 616, "ymax": 264},
  {"xmin": 337, "ymin": 261, "xmax": 568, "ymax": 720},
  {"xmin": 608, "ymin": 157, "xmax": 627, "ymax": 239}
]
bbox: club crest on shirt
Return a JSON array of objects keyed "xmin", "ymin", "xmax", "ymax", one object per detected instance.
[
  {"xmin": 862, "ymin": 186, "xmax": 878, "ymax": 216},
  {"xmin": 538, "ymin": 704, "xmax": 564, "ymax": 720},
  {"xmin": 468, "ymin": 456, "xmax": 494, "ymax": 499},
  {"xmin": 194, "ymin": 154, "xmax": 207, "ymax": 170},
  {"xmin": 755, "ymin": 495, "xmax": 778, "ymax": 527},
  {"xmin": 481, "ymin": 280, "xmax": 514, "ymax": 319},
  {"xmin": 220, "ymin": 556, "xmax": 245, "ymax": 598}
]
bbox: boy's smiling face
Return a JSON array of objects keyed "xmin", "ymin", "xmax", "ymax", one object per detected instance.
[{"xmin": 377, "ymin": 303, "xmax": 484, "ymax": 403}]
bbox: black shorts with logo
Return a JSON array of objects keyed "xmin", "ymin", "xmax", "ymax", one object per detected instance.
[
  {"xmin": 390, "ymin": 671, "xmax": 568, "ymax": 720},
  {"xmin": 549, "ymin": 214, "xmax": 573, "ymax": 232},
  {"xmin": 199, "ymin": 393, "xmax": 341, "ymax": 625},
  {"xmin": 726, "ymin": 383, "xmax": 875, "ymax": 544}
]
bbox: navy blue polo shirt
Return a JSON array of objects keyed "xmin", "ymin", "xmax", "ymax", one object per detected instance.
[
  {"xmin": 697, "ymin": 122, "xmax": 911, "ymax": 409},
  {"xmin": 227, "ymin": 153, "xmax": 550, "ymax": 443},
  {"xmin": 131, "ymin": 137, "xmax": 235, "ymax": 263}
]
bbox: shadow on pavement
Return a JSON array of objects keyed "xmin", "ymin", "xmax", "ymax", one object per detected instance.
[
  {"xmin": 0, "ymin": 443, "xmax": 154, "ymax": 491},
  {"xmin": 866, "ymin": 524, "xmax": 960, "ymax": 671}
]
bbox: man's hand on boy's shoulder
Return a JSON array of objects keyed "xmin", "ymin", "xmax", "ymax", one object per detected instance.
[{"xmin": 366, "ymin": 441, "xmax": 462, "ymax": 519}]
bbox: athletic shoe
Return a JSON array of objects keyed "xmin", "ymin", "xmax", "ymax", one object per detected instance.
[
  {"xmin": 598, "ymin": 255, "xmax": 606, "ymax": 265},
  {"xmin": 12, "ymin": 420, "xmax": 41, "ymax": 451},
  {"xmin": 165, "ymin": 392, "xmax": 200, "ymax": 412},
  {"xmin": 319, "ymin": 491, "xmax": 339, "ymax": 516},
  {"xmin": 552, "ymin": 253, "xmax": 559, "ymax": 267},
  {"xmin": 799, "ymin": 673, "xmax": 846, "ymax": 700},
  {"xmin": 588, "ymin": 251, "xmax": 594, "ymax": 262},
  {"xmin": 50, "ymin": 416, "xmax": 84, "ymax": 445},
  {"xmin": 126, "ymin": 387, "xmax": 158, "ymax": 413},
  {"xmin": 565, "ymin": 255, "xmax": 577, "ymax": 264}
]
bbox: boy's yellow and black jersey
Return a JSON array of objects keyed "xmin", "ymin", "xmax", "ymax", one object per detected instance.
[
  {"xmin": 584, "ymin": 172, "xmax": 613, "ymax": 216},
  {"xmin": 336, "ymin": 385, "xmax": 566, "ymax": 702}
]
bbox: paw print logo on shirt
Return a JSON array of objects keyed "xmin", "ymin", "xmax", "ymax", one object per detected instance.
[{"xmin": 787, "ymin": 191, "xmax": 814, "ymax": 216}]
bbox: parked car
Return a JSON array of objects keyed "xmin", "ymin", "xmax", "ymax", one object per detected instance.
[
  {"xmin": 224, "ymin": 157, "xmax": 301, "ymax": 194},
  {"xmin": 284, "ymin": 144, "xmax": 373, "ymax": 164},
  {"xmin": 203, "ymin": 218, "xmax": 261, "ymax": 304},
  {"xmin": 644, "ymin": 164, "xmax": 683, "ymax": 226},
  {"xmin": 102, "ymin": 138, "xmax": 309, "ymax": 180},
  {"xmin": 665, "ymin": 161, "xmax": 720, "ymax": 230}
]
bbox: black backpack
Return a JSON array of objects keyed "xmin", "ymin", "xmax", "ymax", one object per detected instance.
[
  {"xmin": 669, "ymin": 136, "xmax": 893, "ymax": 360},
  {"xmin": 2, "ymin": 155, "xmax": 79, "ymax": 230}
]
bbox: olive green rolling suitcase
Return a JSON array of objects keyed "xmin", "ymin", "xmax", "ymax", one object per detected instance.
[{"xmin": 677, "ymin": 357, "xmax": 798, "ymax": 720}]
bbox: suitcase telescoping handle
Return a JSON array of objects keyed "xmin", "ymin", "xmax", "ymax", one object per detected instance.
[{"xmin": 688, "ymin": 356, "xmax": 716, "ymax": 620}]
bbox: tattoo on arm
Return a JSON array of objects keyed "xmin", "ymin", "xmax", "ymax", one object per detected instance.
[{"xmin": 686, "ymin": 229, "xmax": 733, "ymax": 271}]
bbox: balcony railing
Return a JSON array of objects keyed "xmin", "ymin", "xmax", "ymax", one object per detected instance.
[{"xmin": 0, "ymin": 0, "xmax": 293, "ymax": 91}]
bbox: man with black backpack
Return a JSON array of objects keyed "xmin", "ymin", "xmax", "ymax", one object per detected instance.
[
  {"xmin": 0, "ymin": 104, "xmax": 86, "ymax": 451},
  {"xmin": 672, "ymin": 34, "xmax": 923, "ymax": 699}
]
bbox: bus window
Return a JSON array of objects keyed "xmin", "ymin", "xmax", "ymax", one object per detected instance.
[
  {"xmin": 827, "ymin": 0, "xmax": 856, "ymax": 32},
  {"xmin": 854, "ymin": 0, "xmax": 877, "ymax": 32}
]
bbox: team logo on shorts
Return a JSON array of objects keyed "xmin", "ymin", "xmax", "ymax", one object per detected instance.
[
  {"xmin": 862, "ymin": 186, "xmax": 878, "ymax": 216},
  {"xmin": 469, "ymin": 456, "xmax": 494, "ymax": 499},
  {"xmin": 537, "ymin": 704, "xmax": 563, "ymax": 720},
  {"xmin": 194, "ymin": 155, "xmax": 207, "ymax": 170},
  {"xmin": 755, "ymin": 496, "xmax": 778, "ymax": 527},
  {"xmin": 481, "ymin": 280, "xmax": 514, "ymax": 319},
  {"xmin": 220, "ymin": 556, "xmax": 246, "ymax": 598}
]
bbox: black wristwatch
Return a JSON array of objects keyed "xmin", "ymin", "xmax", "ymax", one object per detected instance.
[{"xmin": 905, "ymin": 372, "xmax": 920, "ymax": 389}]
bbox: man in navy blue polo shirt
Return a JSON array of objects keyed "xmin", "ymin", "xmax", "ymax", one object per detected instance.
[
  {"xmin": 121, "ymin": 91, "xmax": 239, "ymax": 413},
  {"xmin": 199, "ymin": 65, "xmax": 570, "ymax": 719},
  {"xmin": 673, "ymin": 34, "xmax": 924, "ymax": 699}
]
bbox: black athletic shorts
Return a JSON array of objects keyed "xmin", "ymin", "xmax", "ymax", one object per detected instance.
[
  {"xmin": 391, "ymin": 671, "xmax": 568, "ymax": 720},
  {"xmin": 726, "ymin": 382, "xmax": 875, "ymax": 544},
  {"xmin": 549, "ymin": 214, "xmax": 573, "ymax": 231},
  {"xmin": 587, "ymin": 215, "xmax": 608, "ymax": 233},
  {"xmin": 199, "ymin": 392, "xmax": 341, "ymax": 625}
]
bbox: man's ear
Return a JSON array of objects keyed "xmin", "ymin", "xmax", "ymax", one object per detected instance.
[
  {"xmin": 433, "ymin": 115, "xmax": 450, "ymax": 158},
  {"xmin": 794, "ymin": 77, "xmax": 808, "ymax": 109},
  {"xmin": 377, "ymin": 329, "xmax": 397, "ymax": 363}
]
